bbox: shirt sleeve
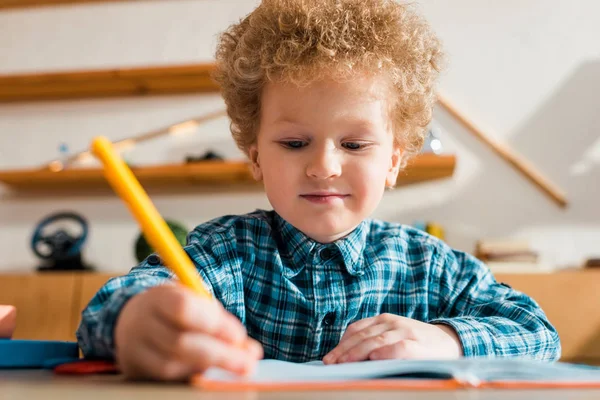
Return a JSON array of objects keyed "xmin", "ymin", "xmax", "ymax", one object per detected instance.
[
  {"xmin": 427, "ymin": 245, "xmax": 561, "ymax": 361},
  {"xmin": 76, "ymin": 227, "xmax": 233, "ymax": 360}
]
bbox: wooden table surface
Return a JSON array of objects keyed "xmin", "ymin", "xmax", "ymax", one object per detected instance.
[{"xmin": 2, "ymin": 371, "xmax": 600, "ymax": 400}]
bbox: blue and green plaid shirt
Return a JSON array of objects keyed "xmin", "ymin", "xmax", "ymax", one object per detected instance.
[{"xmin": 77, "ymin": 209, "xmax": 560, "ymax": 361}]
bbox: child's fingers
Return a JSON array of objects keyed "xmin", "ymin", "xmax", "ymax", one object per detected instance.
[
  {"xmin": 153, "ymin": 285, "xmax": 218, "ymax": 330},
  {"xmin": 146, "ymin": 314, "xmax": 261, "ymax": 363},
  {"xmin": 368, "ymin": 339, "xmax": 419, "ymax": 361},
  {"xmin": 138, "ymin": 314, "xmax": 261, "ymax": 378},
  {"xmin": 153, "ymin": 286, "xmax": 247, "ymax": 345},
  {"xmin": 334, "ymin": 330, "xmax": 406, "ymax": 363},
  {"xmin": 212, "ymin": 306, "xmax": 250, "ymax": 345},
  {"xmin": 339, "ymin": 316, "xmax": 378, "ymax": 341},
  {"xmin": 119, "ymin": 338, "xmax": 190, "ymax": 381},
  {"xmin": 143, "ymin": 310, "xmax": 187, "ymax": 357},
  {"xmin": 246, "ymin": 337, "xmax": 264, "ymax": 360},
  {"xmin": 179, "ymin": 333, "xmax": 259, "ymax": 375},
  {"xmin": 323, "ymin": 322, "xmax": 395, "ymax": 364}
]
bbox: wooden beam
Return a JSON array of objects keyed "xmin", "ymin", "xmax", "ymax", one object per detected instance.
[
  {"xmin": 437, "ymin": 94, "xmax": 568, "ymax": 209},
  {"xmin": 44, "ymin": 109, "xmax": 229, "ymax": 170},
  {"xmin": 0, "ymin": 64, "xmax": 219, "ymax": 102}
]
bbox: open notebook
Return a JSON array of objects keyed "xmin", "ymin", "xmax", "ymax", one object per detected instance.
[{"xmin": 194, "ymin": 358, "xmax": 600, "ymax": 391}]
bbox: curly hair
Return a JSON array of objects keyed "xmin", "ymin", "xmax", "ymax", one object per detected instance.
[{"xmin": 214, "ymin": 0, "xmax": 444, "ymax": 164}]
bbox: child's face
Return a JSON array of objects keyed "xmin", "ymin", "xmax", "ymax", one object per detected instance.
[{"xmin": 249, "ymin": 75, "xmax": 402, "ymax": 243}]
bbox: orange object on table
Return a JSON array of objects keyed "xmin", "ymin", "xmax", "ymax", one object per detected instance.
[{"xmin": 0, "ymin": 305, "xmax": 16, "ymax": 338}]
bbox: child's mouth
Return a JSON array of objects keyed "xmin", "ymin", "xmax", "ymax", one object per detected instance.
[{"xmin": 300, "ymin": 194, "xmax": 349, "ymax": 204}]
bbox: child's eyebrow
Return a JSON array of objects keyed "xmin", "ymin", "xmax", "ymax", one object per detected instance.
[
  {"xmin": 272, "ymin": 117, "xmax": 305, "ymax": 126},
  {"xmin": 338, "ymin": 118, "xmax": 378, "ymax": 132}
]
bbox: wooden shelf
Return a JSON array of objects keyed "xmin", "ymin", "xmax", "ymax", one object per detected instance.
[
  {"xmin": 0, "ymin": 161, "xmax": 253, "ymax": 192},
  {"xmin": 0, "ymin": 63, "xmax": 218, "ymax": 102},
  {"xmin": 399, "ymin": 153, "xmax": 456, "ymax": 185},
  {"xmin": 0, "ymin": 154, "xmax": 455, "ymax": 193},
  {"xmin": 0, "ymin": 0, "xmax": 131, "ymax": 10}
]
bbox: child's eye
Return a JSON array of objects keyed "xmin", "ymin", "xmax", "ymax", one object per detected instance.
[
  {"xmin": 281, "ymin": 140, "xmax": 307, "ymax": 149},
  {"xmin": 342, "ymin": 142, "xmax": 364, "ymax": 150}
]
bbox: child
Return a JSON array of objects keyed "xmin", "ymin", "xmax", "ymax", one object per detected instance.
[{"xmin": 77, "ymin": 0, "xmax": 560, "ymax": 381}]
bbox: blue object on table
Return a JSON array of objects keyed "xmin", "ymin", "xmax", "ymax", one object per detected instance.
[
  {"xmin": 0, "ymin": 339, "xmax": 79, "ymax": 369},
  {"xmin": 41, "ymin": 356, "xmax": 83, "ymax": 369}
]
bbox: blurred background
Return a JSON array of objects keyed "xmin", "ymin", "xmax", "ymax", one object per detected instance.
[{"xmin": 1, "ymin": 0, "xmax": 599, "ymax": 273}]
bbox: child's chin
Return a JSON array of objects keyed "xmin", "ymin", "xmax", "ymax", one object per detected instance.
[{"xmin": 295, "ymin": 217, "xmax": 356, "ymax": 242}]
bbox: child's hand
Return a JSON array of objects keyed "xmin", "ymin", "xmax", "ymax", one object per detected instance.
[
  {"xmin": 322, "ymin": 314, "xmax": 462, "ymax": 364},
  {"xmin": 114, "ymin": 284, "xmax": 263, "ymax": 381}
]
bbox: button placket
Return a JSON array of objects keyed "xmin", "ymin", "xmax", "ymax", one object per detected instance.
[
  {"xmin": 319, "ymin": 248, "xmax": 328, "ymax": 261},
  {"xmin": 318, "ymin": 251, "xmax": 338, "ymax": 325},
  {"xmin": 311, "ymin": 247, "xmax": 344, "ymax": 359},
  {"xmin": 323, "ymin": 312, "xmax": 335, "ymax": 326},
  {"xmin": 147, "ymin": 254, "xmax": 161, "ymax": 265}
]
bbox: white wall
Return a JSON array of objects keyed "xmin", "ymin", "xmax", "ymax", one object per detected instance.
[{"xmin": 0, "ymin": 0, "xmax": 598, "ymax": 273}]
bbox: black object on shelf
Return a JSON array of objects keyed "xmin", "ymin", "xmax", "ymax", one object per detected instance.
[
  {"xmin": 185, "ymin": 150, "xmax": 224, "ymax": 163},
  {"xmin": 30, "ymin": 212, "xmax": 94, "ymax": 272}
]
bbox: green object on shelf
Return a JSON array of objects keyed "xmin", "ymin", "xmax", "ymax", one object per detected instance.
[{"xmin": 134, "ymin": 219, "xmax": 188, "ymax": 263}]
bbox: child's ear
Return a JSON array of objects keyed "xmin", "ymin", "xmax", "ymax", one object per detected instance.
[
  {"xmin": 385, "ymin": 145, "xmax": 403, "ymax": 188},
  {"xmin": 248, "ymin": 144, "xmax": 263, "ymax": 181}
]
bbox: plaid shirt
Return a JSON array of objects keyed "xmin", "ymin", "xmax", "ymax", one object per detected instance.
[{"xmin": 77, "ymin": 210, "xmax": 560, "ymax": 362}]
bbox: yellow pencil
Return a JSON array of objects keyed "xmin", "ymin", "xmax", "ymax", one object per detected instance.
[{"xmin": 91, "ymin": 136, "xmax": 212, "ymax": 299}]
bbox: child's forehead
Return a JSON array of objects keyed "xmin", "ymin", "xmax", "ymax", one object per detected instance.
[
  {"xmin": 263, "ymin": 83, "xmax": 389, "ymax": 118},
  {"xmin": 259, "ymin": 79, "xmax": 394, "ymax": 133},
  {"xmin": 263, "ymin": 73, "xmax": 392, "ymax": 105}
]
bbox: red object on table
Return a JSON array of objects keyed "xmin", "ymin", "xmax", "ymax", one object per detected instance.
[{"xmin": 54, "ymin": 360, "xmax": 119, "ymax": 375}]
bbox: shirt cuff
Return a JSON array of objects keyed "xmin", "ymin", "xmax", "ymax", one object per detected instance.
[
  {"xmin": 429, "ymin": 317, "xmax": 496, "ymax": 357},
  {"xmin": 78, "ymin": 278, "xmax": 168, "ymax": 359}
]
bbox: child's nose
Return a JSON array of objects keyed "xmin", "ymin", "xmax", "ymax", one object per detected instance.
[{"xmin": 306, "ymin": 148, "xmax": 342, "ymax": 179}]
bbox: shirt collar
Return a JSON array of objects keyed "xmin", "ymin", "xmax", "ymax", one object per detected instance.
[
  {"xmin": 273, "ymin": 212, "xmax": 370, "ymax": 277},
  {"xmin": 334, "ymin": 219, "xmax": 370, "ymax": 276},
  {"xmin": 274, "ymin": 212, "xmax": 315, "ymax": 277}
]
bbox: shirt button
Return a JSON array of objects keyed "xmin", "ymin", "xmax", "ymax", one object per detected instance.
[
  {"xmin": 323, "ymin": 312, "xmax": 335, "ymax": 326},
  {"xmin": 147, "ymin": 254, "xmax": 161, "ymax": 265},
  {"xmin": 319, "ymin": 248, "xmax": 333, "ymax": 261}
]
